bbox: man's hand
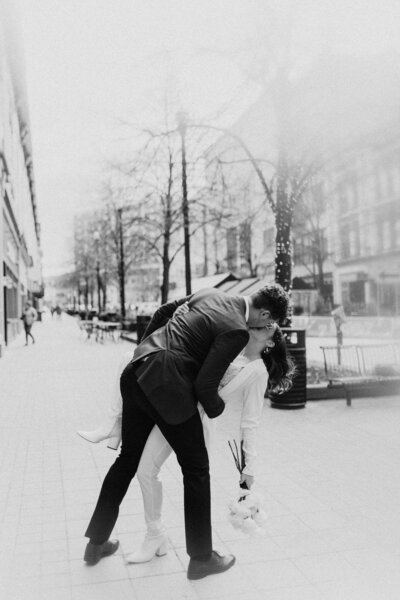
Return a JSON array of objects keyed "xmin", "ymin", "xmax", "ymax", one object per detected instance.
[
  {"xmin": 240, "ymin": 473, "xmax": 254, "ymax": 489},
  {"xmin": 173, "ymin": 301, "xmax": 189, "ymax": 319}
]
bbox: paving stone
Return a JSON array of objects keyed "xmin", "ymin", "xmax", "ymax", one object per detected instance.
[{"xmin": 1, "ymin": 315, "xmax": 400, "ymax": 599}]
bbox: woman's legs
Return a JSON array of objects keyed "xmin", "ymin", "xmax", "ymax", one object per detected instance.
[
  {"xmin": 136, "ymin": 425, "xmax": 173, "ymax": 536},
  {"xmin": 126, "ymin": 426, "xmax": 173, "ymax": 562},
  {"xmin": 24, "ymin": 324, "xmax": 35, "ymax": 344}
]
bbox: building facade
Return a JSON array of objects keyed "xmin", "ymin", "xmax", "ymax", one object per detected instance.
[
  {"xmin": 0, "ymin": 1, "xmax": 42, "ymax": 347},
  {"xmin": 329, "ymin": 126, "xmax": 400, "ymax": 315}
]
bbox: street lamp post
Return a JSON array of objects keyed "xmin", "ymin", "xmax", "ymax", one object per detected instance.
[
  {"xmin": 93, "ymin": 230, "xmax": 101, "ymax": 314},
  {"xmin": 117, "ymin": 207, "xmax": 126, "ymax": 325},
  {"xmin": 177, "ymin": 111, "xmax": 192, "ymax": 295}
]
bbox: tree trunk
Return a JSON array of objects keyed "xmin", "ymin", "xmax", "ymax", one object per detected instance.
[
  {"xmin": 213, "ymin": 226, "xmax": 221, "ymax": 273},
  {"xmin": 316, "ymin": 253, "xmax": 329, "ymax": 303},
  {"xmin": 89, "ymin": 285, "xmax": 94, "ymax": 310},
  {"xmin": 274, "ymin": 157, "xmax": 293, "ymax": 292},
  {"xmin": 102, "ymin": 272, "xmax": 108, "ymax": 312},
  {"xmin": 179, "ymin": 123, "xmax": 191, "ymax": 295},
  {"xmin": 84, "ymin": 277, "xmax": 89, "ymax": 312},
  {"xmin": 161, "ymin": 259, "xmax": 170, "ymax": 303},
  {"xmin": 160, "ymin": 220, "xmax": 171, "ymax": 304},
  {"xmin": 117, "ymin": 208, "xmax": 126, "ymax": 323},
  {"xmin": 202, "ymin": 205, "xmax": 209, "ymax": 276},
  {"xmin": 161, "ymin": 174, "xmax": 173, "ymax": 303}
]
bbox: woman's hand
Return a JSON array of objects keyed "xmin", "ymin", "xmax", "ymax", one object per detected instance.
[{"xmin": 240, "ymin": 473, "xmax": 254, "ymax": 489}]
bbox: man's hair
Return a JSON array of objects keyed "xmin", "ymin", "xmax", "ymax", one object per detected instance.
[{"xmin": 251, "ymin": 283, "xmax": 290, "ymax": 324}]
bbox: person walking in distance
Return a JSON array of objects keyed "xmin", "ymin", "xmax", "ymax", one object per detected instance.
[
  {"xmin": 83, "ymin": 284, "xmax": 290, "ymax": 580},
  {"xmin": 21, "ymin": 301, "xmax": 37, "ymax": 346}
]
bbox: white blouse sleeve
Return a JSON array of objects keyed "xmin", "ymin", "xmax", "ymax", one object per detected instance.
[{"xmin": 240, "ymin": 369, "xmax": 268, "ymax": 477}]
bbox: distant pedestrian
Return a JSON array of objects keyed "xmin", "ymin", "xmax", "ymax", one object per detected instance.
[
  {"xmin": 331, "ymin": 305, "xmax": 346, "ymax": 346},
  {"xmin": 21, "ymin": 301, "xmax": 37, "ymax": 346},
  {"xmin": 55, "ymin": 305, "xmax": 62, "ymax": 319}
]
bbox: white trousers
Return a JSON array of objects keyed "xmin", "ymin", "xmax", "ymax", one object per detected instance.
[
  {"xmin": 136, "ymin": 408, "xmax": 214, "ymax": 537},
  {"xmin": 136, "ymin": 425, "xmax": 173, "ymax": 536}
]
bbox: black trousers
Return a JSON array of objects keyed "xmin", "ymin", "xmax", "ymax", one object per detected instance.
[
  {"xmin": 85, "ymin": 361, "xmax": 212, "ymax": 558},
  {"xmin": 24, "ymin": 323, "xmax": 34, "ymax": 342}
]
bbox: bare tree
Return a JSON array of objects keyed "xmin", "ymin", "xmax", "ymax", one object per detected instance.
[
  {"xmin": 107, "ymin": 124, "xmax": 236, "ymax": 302},
  {"xmin": 293, "ymin": 179, "xmax": 332, "ymax": 305}
]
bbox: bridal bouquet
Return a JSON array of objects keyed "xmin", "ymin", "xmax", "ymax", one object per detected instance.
[{"xmin": 227, "ymin": 440, "xmax": 267, "ymax": 535}]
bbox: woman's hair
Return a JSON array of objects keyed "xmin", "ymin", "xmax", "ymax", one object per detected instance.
[{"xmin": 261, "ymin": 326, "xmax": 296, "ymax": 394}]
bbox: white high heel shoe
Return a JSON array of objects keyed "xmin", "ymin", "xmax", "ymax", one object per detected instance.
[
  {"xmin": 77, "ymin": 418, "xmax": 121, "ymax": 450},
  {"xmin": 126, "ymin": 534, "xmax": 169, "ymax": 563}
]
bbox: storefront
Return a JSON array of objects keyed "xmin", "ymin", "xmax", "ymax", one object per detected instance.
[
  {"xmin": 338, "ymin": 268, "xmax": 400, "ymax": 316},
  {"xmin": 2, "ymin": 216, "xmax": 21, "ymax": 344}
]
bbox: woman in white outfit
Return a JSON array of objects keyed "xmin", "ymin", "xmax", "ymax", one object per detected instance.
[{"xmin": 78, "ymin": 323, "xmax": 294, "ymax": 562}]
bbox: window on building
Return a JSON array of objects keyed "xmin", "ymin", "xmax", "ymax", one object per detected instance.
[
  {"xmin": 368, "ymin": 220, "xmax": 378, "ymax": 254},
  {"xmin": 263, "ymin": 227, "xmax": 275, "ymax": 252},
  {"xmin": 395, "ymin": 220, "xmax": 400, "ymax": 247},
  {"xmin": 348, "ymin": 184, "xmax": 358, "ymax": 210},
  {"xmin": 341, "ymin": 281, "xmax": 350, "ymax": 306},
  {"xmin": 382, "ymin": 221, "xmax": 392, "ymax": 252},
  {"xmin": 349, "ymin": 229, "xmax": 357, "ymax": 257},
  {"xmin": 349, "ymin": 280, "xmax": 365, "ymax": 304},
  {"xmin": 385, "ymin": 168, "xmax": 394, "ymax": 197},
  {"xmin": 293, "ymin": 238, "xmax": 302, "ymax": 265},
  {"xmin": 294, "ymin": 234, "xmax": 315, "ymax": 265},
  {"xmin": 239, "ymin": 220, "xmax": 252, "ymax": 262},
  {"xmin": 338, "ymin": 185, "xmax": 348, "ymax": 213},
  {"xmin": 340, "ymin": 225, "xmax": 350, "ymax": 260},
  {"xmin": 374, "ymin": 171, "xmax": 381, "ymax": 202},
  {"xmin": 392, "ymin": 166, "xmax": 400, "ymax": 195}
]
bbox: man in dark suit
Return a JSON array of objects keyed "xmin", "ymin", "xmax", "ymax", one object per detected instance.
[{"xmin": 84, "ymin": 284, "xmax": 289, "ymax": 579}]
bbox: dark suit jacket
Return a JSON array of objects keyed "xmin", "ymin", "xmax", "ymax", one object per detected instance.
[{"xmin": 130, "ymin": 288, "xmax": 249, "ymax": 424}]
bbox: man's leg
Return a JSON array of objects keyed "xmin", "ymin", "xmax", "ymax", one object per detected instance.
[
  {"xmin": 84, "ymin": 364, "xmax": 155, "ymax": 544},
  {"xmin": 150, "ymin": 407, "xmax": 235, "ymax": 579},
  {"xmin": 144, "ymin": 408, "xmax": 212, "ymax": 559}
]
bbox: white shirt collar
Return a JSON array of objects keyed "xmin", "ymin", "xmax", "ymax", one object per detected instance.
[{"xmin": 243, "ymin": 296, "xmax": 250, "ymax": 323}]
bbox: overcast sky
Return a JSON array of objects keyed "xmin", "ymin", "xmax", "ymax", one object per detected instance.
[{"xmin": 18, "ymin": 0, "xmax": 400, "ymax": 277}]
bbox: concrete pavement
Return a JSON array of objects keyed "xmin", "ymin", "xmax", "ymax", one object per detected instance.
[{"xmin": 0, "ymin": 314, "xmax": 400, "ymax": 600}]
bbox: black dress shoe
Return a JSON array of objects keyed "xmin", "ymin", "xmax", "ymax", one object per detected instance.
[
  {"xmin": 187, "ymin": 550, "xmax": 236, "ymax": 580},
  {"xmin": 84, "ymin": 539, "xmax": 119, "ymax": 566}
]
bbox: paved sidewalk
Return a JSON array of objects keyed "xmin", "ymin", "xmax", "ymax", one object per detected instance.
[{"xmin": 0, "ymin": 315, "xmax": 400, "ymax": 600}]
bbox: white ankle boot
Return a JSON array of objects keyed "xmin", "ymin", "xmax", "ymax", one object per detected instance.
[
  {"xmin": 126, "ymin": 534, "xmax": 169, "ymax": 563},
  {"xmin": 77, "ymin": 418, "xmax": 121, "ymax": 450}
]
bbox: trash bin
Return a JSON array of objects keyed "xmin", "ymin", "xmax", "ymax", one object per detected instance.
[
  {"xmin": 270, "ymin": 328, "xmax": 307, "ymax": 410},
  {"xmin": 136, "ymin": 315, "xmax": 152, "ymax": 344}
]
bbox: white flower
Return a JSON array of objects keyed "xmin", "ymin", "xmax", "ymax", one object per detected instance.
[
  {"xmin": 242, "ymin": 518, "xmax": 258, "ymax": 533},
  {"xmin": 227, "ymin": 487, "xmax": 267, "ymax": 535}
]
